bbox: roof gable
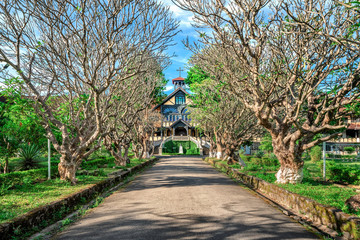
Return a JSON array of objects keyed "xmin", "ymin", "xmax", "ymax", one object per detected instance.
[
  {"xmin": 152, "ymin": 87, "xmax": 189, "ymax": 111},
  {"xmin": 170, "ymin": 119, "xmax": 192, "ymax": 128}
]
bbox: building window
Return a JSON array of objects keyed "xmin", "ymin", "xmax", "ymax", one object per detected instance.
[{"xmin": 176, "ymin": 96, "xmax": 185, "ymax": 104}]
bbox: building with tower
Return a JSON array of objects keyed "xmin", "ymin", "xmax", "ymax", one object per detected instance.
[{"xmin": 151, "ymin": 72, "xmax": 210, "ymax": 155}]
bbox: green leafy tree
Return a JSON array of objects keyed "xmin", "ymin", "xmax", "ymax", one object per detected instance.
[
  {"xmin": 310, "ymin": 146, "xmax": 322, "ymax": 162},
  {"xmin": 259, "ymin": 134, "xmax": 273, "ymax": 154},
  {"xmin": 150, "ymin": 72, "xmax": 168, "ymax": 105},
  {"xmin": 0, "ymin": 82, "xmax": 47, "ymax": 173},
  {"xmin": 185, "ymin": 65, "xmax": 209, "ymax": 91}
]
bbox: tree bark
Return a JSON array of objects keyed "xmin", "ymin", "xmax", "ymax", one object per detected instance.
[
  {"xmin": 123, "ymin": 145, "xmax": 130, "ymax": 164},
  {"xmin": 142, "ymin": 139, "xmax": 149, "ymax": 159},
  {"xmin": 58, "ymin": 155, "xmax": 78, "ymax": 185},
  {"xmin": 272, "ymin": 136, "xmax": 304, "ymax": 184},
  {"xmin": 216, "ymin": 143, "xmax": 223, "ymax": 159},
  {"xmin": 112, "ymin": 150, "xmax": 126, "ymax": 166}
]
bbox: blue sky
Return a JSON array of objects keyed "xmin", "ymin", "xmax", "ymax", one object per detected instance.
[{"xmin": 160, "ymin": 1, "xmax": 198, "ymax": 95}]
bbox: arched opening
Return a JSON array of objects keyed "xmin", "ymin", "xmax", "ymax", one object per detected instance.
[
  {"xmin": 175, "ymin": 127, "xmax": 187, "ymax": 136},
  {"xmin": 166, "ymin": 129, "xmax": 171, "ymax": 136}
]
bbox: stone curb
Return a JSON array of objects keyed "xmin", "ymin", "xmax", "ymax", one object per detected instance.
[
  {"xmin": 204, "ymin": 158, "xmax": 360, "ymax": 240},
  {"xmin": 0, "ymin": 158, "xmax": 158, "ymax": 240}
]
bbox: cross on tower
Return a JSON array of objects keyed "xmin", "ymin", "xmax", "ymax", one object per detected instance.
[{"xmin": 177, "ymin": 67, "xmax": 184, "ymax": 77}]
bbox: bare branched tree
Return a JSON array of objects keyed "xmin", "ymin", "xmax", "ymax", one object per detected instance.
[
  {"xmin": 189, "ymin": 75, "xmax": 260, "ymax": 165},
  {"xmin": 0, "ymin": 0, "xmax": 178, "ymax": 183},
  {"xmin": 103, "ymin": 58, "xmax": 165, "ymax": 165},
  {"xmin": 175, "ymin": 0, "xmax": 360, "ymax": 183}
]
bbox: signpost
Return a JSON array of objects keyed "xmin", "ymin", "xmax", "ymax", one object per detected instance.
[
  {"xmin": 323, "ymin": 141, "xmax": 326, "ymax": 181},
  {"xmin": 48, "ymin": 139, "xmax": 51, "ymax": 180}
]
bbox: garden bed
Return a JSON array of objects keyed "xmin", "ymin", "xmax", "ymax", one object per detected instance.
[
  {"xmin": 0, "ymin": 157, "xmax": 157, "ymax": 240},
  {"xmin": 230, "ymin": 156, "xmax": 360, "ymax": 213}
]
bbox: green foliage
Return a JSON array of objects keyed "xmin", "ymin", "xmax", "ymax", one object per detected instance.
[
  {"xmin": 251, "ymin": 157, "xmax": 262, "ymax": 165},
  {"xmin": 163, "ymin": 141, "xmax": 198, "ymax": 154},
  {"xmin": 255, "ymin": 150, "xmax": 265, "ymax": 158},
  {"xmin": 61, "ymin": 218, "xmax": 74, "ymax": 227},
  {"xmin": 18, "ymin": 144, "xmax": 42, "ymax": 170},
  {"xmin": 80, "ymin": 157, "xmax": 114, "ymax": 169},
  {"xmin": 240, "ymin": 154, "xmax": 251, "ymax": 162},
  {"xmin": 150, "ymin": 71, "xmax": 168, "ymax": 104},
  {"xmin": 327, "ymin": 161, "xmax": 360, "ymax": 184},
  {"xmin": 0, "ymin": 155, "xmax": 151, "ymax": 224},
  {"xmin": 310, "ymin": 146, "xmax": 322, "ymax": 162},
  {"xmin": 259, "ymin": 134, "xmax": 273, "ymax": 153},
  {"xmin": 0, "ymin": 82, "xmax": 47, "ymax": 173},
  {"xmin": 185, "ymin": 65, "xmax": 209, "ymax": 90},
  {"xmin": 0, "ymin": 166, "xmax": 59, "ymax": 195},
  {"xmin": 248, "ymin": 156, "xmax": 279, "ymax": 168},
  {"xmin": 214, "ymin": 157, "xmax": 358, "ymax": 216},
  {"xmin": 185, "ymin": 148, "xmax": 199, "ymax": 155},
  {"xmin": 261, "ymin": 157, "xmax": 280, "ymax": 167},
  {"xmin": 344, "ymin": 146, "xmax": 355, "ymax": 154}
]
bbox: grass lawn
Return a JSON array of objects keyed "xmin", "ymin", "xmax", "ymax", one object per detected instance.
[
  {"xmin": 0, "ymin": 156, "xmax": 151, "ymax": 224},
  {"xmin": 212, "ymin": 157, "xmax": 360, "ymax": 216}
]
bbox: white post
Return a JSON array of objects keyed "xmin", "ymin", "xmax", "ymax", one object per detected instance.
[
  {"xmin": 48, "ymin": 138, "xmax": 51, "ymax": 180},
  {"xmin": 323, "ymin": 141, "xmax": 326, "ymax": 181}
]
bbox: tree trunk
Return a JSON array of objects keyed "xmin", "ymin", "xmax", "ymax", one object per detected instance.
[
  {"xmin": 272, "ymin": 136, "xmax": 304, "ymax": 184},
  {"xmin": 216, "ymin": 143, "xmax": 223, "ymax": 159},
  {"xmin": 123, "ymin": 145, "xmax": 130, "ymax": 164},
  {"xmin": 58, "ymin": 155, "xmax": 77, "ymax": 185},
  {"xmin": 113, "ymin": 151, "xmax": 126, "ymax": 166},
  {"xmin": 224, "ymin": 148, "xmax": 237, "ymax": 165},
  {"xmin": 142, "ymin": 139, "xmax": 149, "ymax": 159},
  {"xmin": 3, "ymin": 157, "xmax": 9, "ymax": 174}
]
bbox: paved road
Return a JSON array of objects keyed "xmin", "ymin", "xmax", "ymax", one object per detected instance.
[{"xmin": 56, "ymin": 156, "xmax": 317, "ymax": 240}]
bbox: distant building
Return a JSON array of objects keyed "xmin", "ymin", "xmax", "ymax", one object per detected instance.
[{"xmin": 151, "ymin": 76, "xmax": 210, "ymax": 155}]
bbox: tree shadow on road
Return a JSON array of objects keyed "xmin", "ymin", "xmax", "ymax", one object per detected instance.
[{"xmin": 56, "ymin": 203, "xmax": 317, "ymax": 240}]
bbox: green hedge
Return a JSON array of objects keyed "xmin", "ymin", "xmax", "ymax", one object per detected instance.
[
  {"xmin": 327, "ymin": 161, "xmax": 360, "ymax": 184},
  {"xmin": 163, "ymin": 141, "xmax": 198, "ymax": 154},
  {"xmin": 80, "ymin": 157, "xmax": 115, "ymax": 169}
]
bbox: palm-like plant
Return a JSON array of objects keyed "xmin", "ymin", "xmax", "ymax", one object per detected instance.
[{"xmin": 19, "ymin": 144, "xmax": 42, "ymax": 170}]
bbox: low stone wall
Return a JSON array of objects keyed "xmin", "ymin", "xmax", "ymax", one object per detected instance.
[
  {"xmin": 0, "ymin": 158, "xmax": 157, "ymax": 240},
  {"xmin": 204, "ymin": 158, "xmax": 360, "ymax": 239}
]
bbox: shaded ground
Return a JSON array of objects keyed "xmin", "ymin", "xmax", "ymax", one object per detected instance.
[{"xmin": 56, "ymin": 156, "xmax": 318, "ymax": 240}]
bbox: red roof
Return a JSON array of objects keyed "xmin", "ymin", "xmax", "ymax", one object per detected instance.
[
  {"xmin": 172, "ymin": 77, "xmax": 185, "ymax": 84},
  {"xmin": 348, "ymin": 123, "xmax": 360, "ymax": 130}
]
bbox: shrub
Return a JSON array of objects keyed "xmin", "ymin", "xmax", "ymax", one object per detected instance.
[
  {"xmin": 262, "ymin": 157, "xmax": 279, "ymax": 166},
  {"xmin": 163, "ymin": 141, "xmax": 198, "ymax": 154},
  {"xmin": 18, "ymin": 144, "xmax": 42, "ymax": 170},
  {"xmin": 327, "ymin": 161, "xmax": 360, "ymax": 184},
  {"xmin": 255, "ymin": 150, "xmax": 264, "ymax": 158},
  {"xmin": 245, "ymin": 163, "xmax": 260, "ymax": 171},
  {"xmin": 240, "ymin": 155, "xmax": 251, "ymax": 162},
  {"xmin": 186, "ymin": 148, "xmax": 199, "ymax": 155},
  {"xmin": 344, "ymin": 147, "xmax": 355, "ymax": 154},
  {"xmin": 310, "ymin": 146, "xmax": 322, "ymax": 162},
  {"xmin": 327, "ymin": 153, "xmax": 341, "ymax": 159},
  {"xmin": 251, "ymin": 157, "xmax": 262, "ymax": 165},
  {"xmin": 81, "ymin": 157, "xmax": 114, "ymax": 169}
]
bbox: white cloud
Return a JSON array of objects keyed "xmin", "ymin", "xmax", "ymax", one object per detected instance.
[
  {"xmin": 165, "ymin": 85, "xmax": 174, "ymax": 92},
  {"xmin": 174, "ymin": 57, "xmax": 188, "ymax": 64},
  {"xmin": 160, "ymin": 0, "xmax": 195, "ymax": 29}
]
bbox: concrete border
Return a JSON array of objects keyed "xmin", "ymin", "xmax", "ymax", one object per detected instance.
[
  {"xmin": 204, "ymin": 157, "xmax": 360, "ymax": 240},
  {"xmin": 0, "ymin": 158, "xmax": 158, "ymax": 240}
]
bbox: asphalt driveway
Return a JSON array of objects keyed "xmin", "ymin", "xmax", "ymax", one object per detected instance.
[{"xmin": 56, "ymin": 156, "xmax": 318, "ymax": 240}]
